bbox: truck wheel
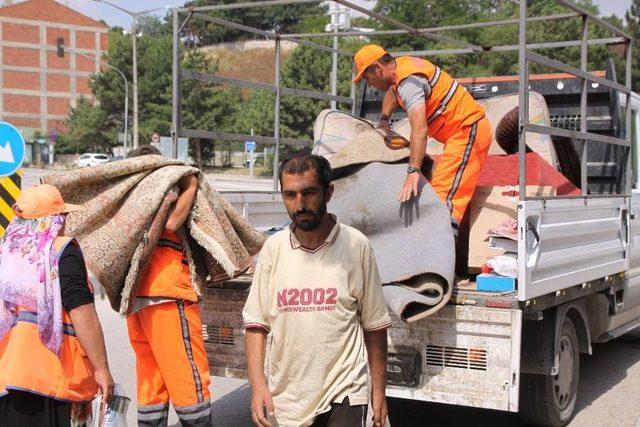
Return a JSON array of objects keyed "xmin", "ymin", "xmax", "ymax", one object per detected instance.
[{"xmin": 520, "ymin": 316, "xmax": 580, "ymax": 427}]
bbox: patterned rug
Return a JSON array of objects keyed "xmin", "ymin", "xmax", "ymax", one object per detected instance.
[{"xmin": 42, "ymin": 155, "xmax": 265, "ymax": 315}]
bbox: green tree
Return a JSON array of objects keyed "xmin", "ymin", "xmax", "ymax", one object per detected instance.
[
  {"xmin": 181, "ymin": 48, "xmax": 242, "ymax": 166},
  {"xmin": 364, "ymin": 0, "xmax": 620, "ymax": 78},
  {"xmin": 627, "ymin": 0, "xmax": 640, "ymax": 92},
  {"xmin": 69, "ymin": 27, "xmax": 241, "ymax": 164},
  {"xmin": 135, "ymin": 15, "xmax": 169, "ymax": 38},
  {"xmin": 180, "ymin": 0, "xmax": 327, "ymax": 44},
  {"xmin": 57, "ymin": 98, "xmax": 111, "ymax": 154},
  {"xmin": 235, "ymin": 41, "xmax": 355, "ymax": 142}
]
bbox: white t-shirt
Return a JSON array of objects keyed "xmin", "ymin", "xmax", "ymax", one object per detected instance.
[{"xmin": 242, "ymin": 215, "xmax": 391, "ymax": 426}]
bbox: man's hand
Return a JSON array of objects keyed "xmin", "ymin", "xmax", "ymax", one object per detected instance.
[
  {"xmin": 364, "ymin": 329, "xmax": 388, "ymax": 427},
  {"xmin": 377, "ymin": 119, "xmax": 392, "ymax": 134},
  {"xmin": 398, "ymin": 172, "xmax": 421, "ymax": 202},
  {"xmin": 94, "ymin": 367, "xmax": 115, "ymax": 407},
  {"xmin": 371, "ymin": 389, "xmax": 388, "ymax": 427},
  {"xmin": 250, "ymin": 383, "xmax": 275, "ymax": 427}
]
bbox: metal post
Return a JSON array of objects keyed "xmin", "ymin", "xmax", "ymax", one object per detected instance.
[
  {"xmin": 626, "ymin": 39, "xmax": 633, "ymax": 193},
  {"xmin": 331, "ymin": 32, "xmax": 338, "ymax": 110},
  {"xmin": 330, "ymin": 3, "xmax": 339, "ymax": 110},
  {"xmin": 580, "ymin": 16, "xmax": 588, "ymax": 195},
  {"xmin": 272, "ymin": 38, "xmax": 282, "ymax": 191},
  {"xmin": 123, "ymin": 77, "xmax": 129, "ymax": 157},
  {"xmin": 518, "ymin": 0, "xmax": 528, "ymax": 199},
  {"xmin": 350, "ymin": 66, "xmax": 357, "ymax": 115},
  {"xmin": 63, "ymin": 46, "xmax": 129, "ymax": 157},
  {"xmin": 171, "ymin": 9, "xmax": 180, "ymax": 159},
  {"xmin": 132, "ymin": 19, "xmax": 139, "ymax": 149},
  {"xmin": 249, "ymin": 128, "xmax": 255, "ymax": 179}
]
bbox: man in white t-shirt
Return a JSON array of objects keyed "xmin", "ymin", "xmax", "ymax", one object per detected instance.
[{"xmin": 243, "ymin": 154, "xmax": 391, "ymax": 427}]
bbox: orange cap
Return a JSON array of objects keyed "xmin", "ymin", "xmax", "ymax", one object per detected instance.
[
  {"xmin": 352, "ymin": 44, "xmax": 388, "ymax": 83},
  {"xmin": 13, "ymin": 184, "xmax": 83, "ymax": 219}
]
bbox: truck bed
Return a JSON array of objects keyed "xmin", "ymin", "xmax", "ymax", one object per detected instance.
[{"xmin": 200, "ymin": 273, "xmax": 519, "ymax": 379}]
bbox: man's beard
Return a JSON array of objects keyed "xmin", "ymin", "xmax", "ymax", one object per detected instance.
[{"xmin": 290, "ymin": 203, "xmax": 326, "ymax": 232}]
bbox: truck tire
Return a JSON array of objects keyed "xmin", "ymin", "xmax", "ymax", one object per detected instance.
[{"xmin": 520, "ymin": 316, "xmax": 580, "ymax": 427}]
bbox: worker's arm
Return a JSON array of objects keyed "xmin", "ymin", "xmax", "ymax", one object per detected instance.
[
  {"xmin": 165, "ymin": 174, "xmax": 198, "ymax": 232},
  {"xmin": 378, "ymin": 90, "xmax": 399, "ymax": 133},
  {"xmin": 398, "ymin": 103, "xmax": 428, "ymax": 202},
  {"xmin": 69, "ymin": 304, "xmax": 114, "ymax": 404},
  {"xmin": 246, "ymin": 329, "xmax": 274, "ymax": 427},
  {"xmin": 364, "ymin": 329, "xmax": 388, "ymax": 427}
]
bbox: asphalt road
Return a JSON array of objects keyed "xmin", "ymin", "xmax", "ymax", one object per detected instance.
[
  {"xmin": 96, "ymin": 298, "xmax": 640, "ymax": 427},
  {"xmin": 20, "ymin": 167, "xmax": 640, "ymax": 426}
]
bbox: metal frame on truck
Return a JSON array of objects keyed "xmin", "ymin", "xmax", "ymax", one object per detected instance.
[
  {"xmin": 169, "ymin": 0, "xmax": 632, "ymax": 192},
  {"xmin": 170, "ymin": 2, "xmax": 635, "ymax": 426}
]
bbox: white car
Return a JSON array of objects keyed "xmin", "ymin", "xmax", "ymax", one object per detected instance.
[{"xmin": 76, "ymin": 153, "xmax": 110, "ymax": 168}]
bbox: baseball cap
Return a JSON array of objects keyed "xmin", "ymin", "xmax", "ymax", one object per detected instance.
[
  {"xmin": 13, "ymin": 184, "xmax": 83, "ymax": 219},
  {"xmin": 352, "ymin": 44, "xmax": 388, "ymax": 83}
]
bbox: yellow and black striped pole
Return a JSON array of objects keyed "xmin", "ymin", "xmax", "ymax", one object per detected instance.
[{"xmin": 0, "ymin": 170, "xmax": 21, "ymax": 236}]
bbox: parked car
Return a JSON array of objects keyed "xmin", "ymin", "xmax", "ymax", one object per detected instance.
[{"xmin": 76, "ymin": 153, "xmax": 110, "ymax": 168}]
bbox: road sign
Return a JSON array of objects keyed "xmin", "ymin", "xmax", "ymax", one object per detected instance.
[
  {"xmin": 245, "ymin": 140, "xmax": 256, "ymax": 152},
  {"xmin": 0, "ymin": 122, "xmax": 26, "ymax": 177},
  {"xmin": 0, "ymin": 171, "xmax": 21, "ymax": 235}
]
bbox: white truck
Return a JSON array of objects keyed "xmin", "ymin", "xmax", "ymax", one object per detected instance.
[
  {"xmin": 203, "ymin": 85, "xmax": 640, "ymax": 427},
  {"xmin": 168, "ymin": 2, "xmax": 638, "ymax": 425}
]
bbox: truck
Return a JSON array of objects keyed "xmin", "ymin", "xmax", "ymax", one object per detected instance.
[{"xmin": 168, "ymin": 1, "xmax": 638, "ymax": 426}]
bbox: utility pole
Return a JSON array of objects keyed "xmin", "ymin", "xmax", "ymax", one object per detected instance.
[
  {"xmin": 57, "ymin": 39, "xmax": 129, "ymax": 156},
  {"xmin": 131, "ymin": 17, "xmax": 139, "ymax": 149},
  {"xmin": 327, "ymin": 3, "xmax": 350, "ymax": 110},
  {"xmin": 92, "ymin": 0, "xmax": 170, "ymax": 149}
]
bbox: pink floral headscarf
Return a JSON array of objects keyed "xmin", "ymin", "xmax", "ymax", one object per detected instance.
[{"xmin": 0, "ymin": 214, "xmax": 65, "ymax": 356}]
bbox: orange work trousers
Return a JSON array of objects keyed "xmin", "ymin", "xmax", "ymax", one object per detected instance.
[
  {"xmin": 431, "ymin": 117, "xmax": 493, "ymax": 223},
  {"xmin": 127, "ymin": 301, "xmax": 212, "ymax": 427}
]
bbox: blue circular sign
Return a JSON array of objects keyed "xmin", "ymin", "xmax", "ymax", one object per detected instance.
[{"xmin": 0, "ymin": 122, "xmax": 26, "ymax": 177}]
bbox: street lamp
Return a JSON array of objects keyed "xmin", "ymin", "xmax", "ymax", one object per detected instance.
[
  {"xmin": 92, "ymin": 0, "xmax": 172, "ymax": 149},
  {"xmin": 57, "ymin": 41, "xmax": 129, "ymax": 157}
]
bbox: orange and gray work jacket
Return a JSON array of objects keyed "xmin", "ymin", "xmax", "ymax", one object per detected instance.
[
  {"xmin": 0, "ymin": 238, "xmax": 97, "ymax": 402},
  {"xmin": 136, "ymin": 230, "xmax": 198, "ymax": 302},
  {"xmin": 391, "ymin": 56, "xmax": 486, "ymax": 143}
]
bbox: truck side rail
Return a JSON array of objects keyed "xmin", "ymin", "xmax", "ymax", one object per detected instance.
[{"xmin": 518, "ymin": 195, "xmax": 629, "ymax": 301}]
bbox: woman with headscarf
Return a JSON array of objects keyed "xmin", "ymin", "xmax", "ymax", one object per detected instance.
[{"xmin": 0, "ymin": 184, "xmax": 114, "ymax": 426}]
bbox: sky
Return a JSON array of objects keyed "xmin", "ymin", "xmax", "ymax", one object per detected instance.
[{"xmin": 40, "ymin": 0, "xmax": 637, "ymax": 29}]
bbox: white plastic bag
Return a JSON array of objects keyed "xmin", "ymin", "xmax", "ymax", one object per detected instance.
[{"xmin": 487, "ymin": 254, "xmax": 518, "ymax": 278}]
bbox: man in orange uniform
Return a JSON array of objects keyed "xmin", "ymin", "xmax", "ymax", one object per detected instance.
[
  {"xmin": 126, "ymin": 145, "xmax": 212, "ymax": 427},
  {"xmin": 353, "ymin": 44, "xmax": 493, "ymax": 228}
]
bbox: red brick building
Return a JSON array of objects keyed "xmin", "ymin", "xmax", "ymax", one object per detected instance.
[{"xmin": 0, "ymin": 0, "xmax": 108, "ymax": 138}]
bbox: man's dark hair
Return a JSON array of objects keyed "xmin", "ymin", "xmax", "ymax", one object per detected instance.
[
  {"xmin": 128, "ymin": 144, "xmax": 162, "ymax": 158},
  {"xmin": 278, "ymin": 154, "xmax": 332, "ymax": 191},
  {"xmin": 366, "ymin": 53, "xmax": 395, "ymax": 74},
  {"xmin": 378, "ymin": 53, "xmax": 395, "ymax": 64}
]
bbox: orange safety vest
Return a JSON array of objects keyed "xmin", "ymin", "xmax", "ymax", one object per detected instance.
[
  {"xmin": 391, "ymin": 56, "xmax": 485, "ymax": 143},
  {"xmin": 136, "ymin": 230, "xmax": 197, "ymax": 302},
  {"xmin": 0, "ymin": 238, "xmax": 97, "ymax": 402}
]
